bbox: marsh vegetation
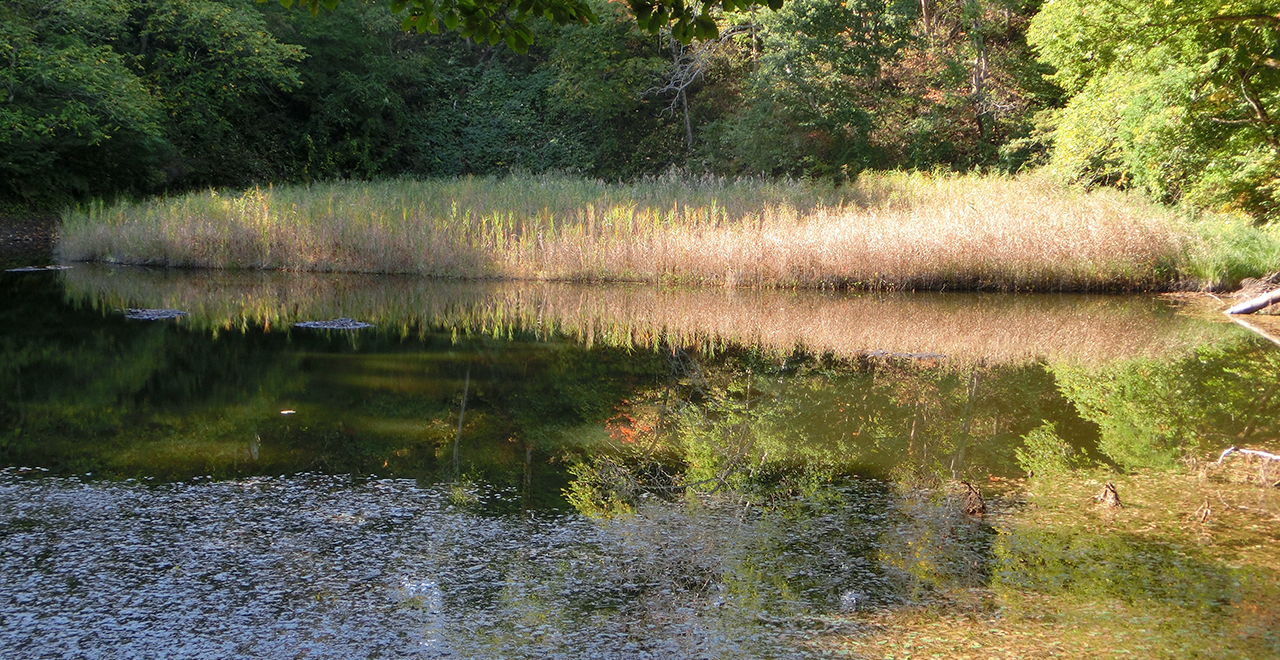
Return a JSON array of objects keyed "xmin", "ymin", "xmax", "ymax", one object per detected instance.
[{"xmin": 57, "ymin": 173, "xmax": 1280, "ymax": 291}]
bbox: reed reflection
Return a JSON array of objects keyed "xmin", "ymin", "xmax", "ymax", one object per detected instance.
[{"xmin": 62, "ymin": 265, "xmax": 1228, "ymax": 365}]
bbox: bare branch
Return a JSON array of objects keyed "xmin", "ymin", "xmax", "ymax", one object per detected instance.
[
  {"xmin": 1204, "ymin": 14, "xmax": 1280, "ymax": 25},
  {"xmin": 1217, "ymin": 446, "xmax": 1280, "ymax": 464},
  {"xmin": 644, "ymin": 23, "xmax": 757, "ymax": 117}
]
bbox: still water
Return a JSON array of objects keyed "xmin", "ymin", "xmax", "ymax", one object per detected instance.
[{"xmin": 2, "ymin": 265, "xmax": 1278, "ymax": 659}]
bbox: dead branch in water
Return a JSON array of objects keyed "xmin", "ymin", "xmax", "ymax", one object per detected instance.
[
  {"xmin": 1095, "ymin": 482, "xmax": 1122, "ymax": 508},
  {"xmin": 1217, "ymin": 446, "xmax": 1280, "ymax": 464}
]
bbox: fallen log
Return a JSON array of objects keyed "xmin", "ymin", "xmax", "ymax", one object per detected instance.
[{"xmin": 1226, "ymin": 288, "xmax": 1280, "ymax": 314}]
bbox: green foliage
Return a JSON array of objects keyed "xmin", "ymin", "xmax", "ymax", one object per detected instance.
[
  {"xmin": 263, "ymin": 0, "xmax": 676, "ymax": 180},
  {"xmin": 0, "ymin": 0, "xmax": 168, "ymax": 204},
  {"xmin": 1030, "ymin": 0, "xmax": 1280, "ymax": 222},
  {"xmin": 283, "ymin": 0, "xmax": 772, "ymax": 51},
  {"xmin": 17, "ymin": 0, "xmax": 1259, "ymax": 225},
  {"xmin": 0, "ymin": 0, "xmax": 305, "ymax": 204},
  {"xmin": 136, "ymin": 0, "xmax": 305, "ymax": 185},
  {"xmin": 546, "ymin": 3, "xmax": 666, "ymax": 117},
  {"xmin": 542, "ymin": 2, "xmax": 671, "ymax": 176},
  {"xmin": 1014, "ymin": 420, "xmax": 1091, "ymax": 477},
  {"xmin": 881, "ymin": 0, "xmax": 1063, "ymax": 171},
  {"xmin": 715, "ymin": 0, "xmax": 917, "ymax": 176},
  {"xmin": 283, "ymin": 0, "xmax": 596, "ymax": 53}
]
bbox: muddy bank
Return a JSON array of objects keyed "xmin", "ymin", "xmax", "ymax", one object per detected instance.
[{"xmin": 0, "ymin": 214, "xmax": 58, "ymax": 267}]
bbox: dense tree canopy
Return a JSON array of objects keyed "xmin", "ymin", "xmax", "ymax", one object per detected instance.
[
  {"xmin": 2, "ymin": 0, "xmax": 1275, "ymax": 223},
  {"xmin": 1030, "ymin": 0, "xmax": 1280, "ymax": 222},
  {"xmin": 285, "ymin": 0, "xmax": 760, "ymax": 51}
]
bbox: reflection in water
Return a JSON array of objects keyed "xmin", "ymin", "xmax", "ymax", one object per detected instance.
[
  {"xmin": 7, "ymin": 264, "xmax": 1278, "ymax": 496},
  {"xmin": 63, "ymin": 264, "xmax": 1226, "ymax": 364},
  {"xmin": 2, "ymin": 267, "xmax": 1278, "ymax": 657}
]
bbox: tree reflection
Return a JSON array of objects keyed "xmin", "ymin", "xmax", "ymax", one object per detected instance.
[{"xmin": 1054, "ymin": 339, "xmax": 1280, "ymax": 471}]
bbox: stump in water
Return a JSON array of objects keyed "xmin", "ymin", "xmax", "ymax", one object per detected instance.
[
  {"xmin": 960, "ymin": 481, "xmax": 986, "ymax": 516},
  {"xmin": 1095, "ymin": 482, "xmax": 1122, "ymax": 508}
]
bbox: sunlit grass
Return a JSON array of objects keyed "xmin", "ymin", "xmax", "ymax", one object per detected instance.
[
  {"xmin": 58, "ymin": 171, "xmax": 1213, "ymax": 291},
  {"xmin": 1181, "ymin": 212, "xmax": 1280, "ymax": 290}
]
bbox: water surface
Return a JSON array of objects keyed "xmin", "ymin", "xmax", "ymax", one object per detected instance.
[{"xmin": 2, "ymin": 267, "xmax": 1277, "ymax": 658}]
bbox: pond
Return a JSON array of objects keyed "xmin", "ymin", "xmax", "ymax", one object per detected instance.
[{"xmin": 2, "ymin": 264, "xmax": 1278, "ymax": 659}]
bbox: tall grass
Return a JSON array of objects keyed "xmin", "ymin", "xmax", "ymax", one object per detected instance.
[
  {"xmin": 60, "ymin": 171, "xmax": 1204, "ymax": 291},
  {"xmin": 1180, "ymin": 212, "xmax": 1280, "ymax": 290},
  {"xmin": 62, "ymin": 266, "xmax": 1229, "ymax": 364}
]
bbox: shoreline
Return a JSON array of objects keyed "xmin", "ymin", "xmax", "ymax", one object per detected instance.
[
  {"xmin": 0, "ymin": 214, "xmax": 58, "ymax": 266},
  {"xmin": 44, "ymin": 257, "xmax": 1203, "ymax": 294}
]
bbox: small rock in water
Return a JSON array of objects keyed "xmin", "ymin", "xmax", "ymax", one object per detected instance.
[
  {"xmin": 293, "ymin": 318, "xmax": 374, "ymax": 330},
  {"xmin": 5, "ymin": 265, "xmax": 71, "ymax": 273},
  {"xmin": 124, "ymin": 308, "xmax": 187, "ymax": 321}
]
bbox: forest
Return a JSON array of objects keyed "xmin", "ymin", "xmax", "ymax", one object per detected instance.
[{"xmin": 3, "ymin": 0, "xmax": 1278, "ymax": 223}]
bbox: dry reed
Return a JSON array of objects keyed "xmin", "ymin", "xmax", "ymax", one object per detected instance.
[
  {"xmin": 62, "ymin": 265, "xmax": 1229, "ymax": 365},
  {"xmin": 58, "ymin": 172, "xmax": 1189, "ymax": 292}
]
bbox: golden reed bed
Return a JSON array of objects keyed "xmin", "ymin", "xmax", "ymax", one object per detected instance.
[{"xmin": 58, "ymin": 173, "xmax": 1191, "ymax": 292}]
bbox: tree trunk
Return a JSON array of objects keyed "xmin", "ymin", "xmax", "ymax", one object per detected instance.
[
  {"xmin": 969, "ymin": 9, "xmax": 990, "ymax": 145},
  {"xmin": 680, "ymin": 88, "xmax": 694, "ymax": 150}
]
